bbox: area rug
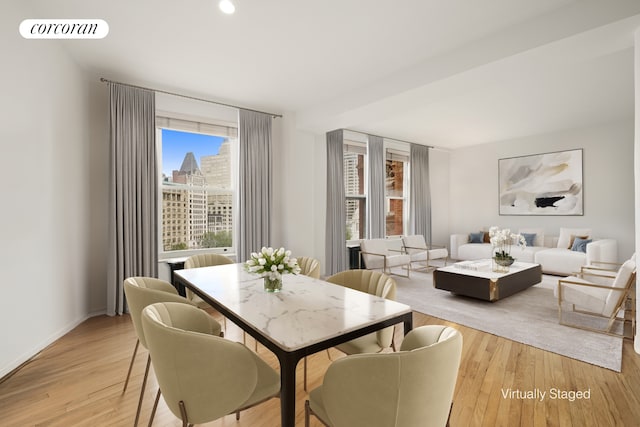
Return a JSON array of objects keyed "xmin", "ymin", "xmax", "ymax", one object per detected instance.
[{"xmin": 393, "ymin": 271, "xmax": 623, "ymax": 372}]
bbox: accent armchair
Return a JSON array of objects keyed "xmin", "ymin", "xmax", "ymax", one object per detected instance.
[
  {"xmin": 402, "ymin": 234, "xmax": 449, "ymax": 271},
  {"xmin": 555, "ymin": 256, "xmax": 636, "ymax": 338},
  {"xmin": 360, "ymin": 238, "xmax": 411, "ymax": 278},
  {"xmin": 305, "ymin": 325, "xmax": 463, "ymax": 427}
]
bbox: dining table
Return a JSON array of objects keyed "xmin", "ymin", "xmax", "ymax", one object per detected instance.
[{"xmin": 173, "ymin": 263, "xmax": 413, "ymax": 427}]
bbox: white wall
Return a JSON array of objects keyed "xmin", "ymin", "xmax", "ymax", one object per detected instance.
[
  {"xmin": 449, "ymin": 119, "xmax": 635, "ymax": 261},
  {"xmin": 0, "ymin": 5, "xmax": 95, "ymax": 376},
  {"xmin": 272, "ymin": 114, "xmax": 325, "ymax": 267}
]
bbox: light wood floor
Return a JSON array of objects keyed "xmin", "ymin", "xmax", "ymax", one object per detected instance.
[{"xmin": 1, "ymin": 310, "xmax": 639, "ymax": 427}]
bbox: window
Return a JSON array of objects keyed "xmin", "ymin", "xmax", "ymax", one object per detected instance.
[
  {"xmin": 157, "ymin": 117, "xmax": 237, "ymax": 253},
  {"xmin": 385, "ymin": 146, "xmax": 409, "ymax": 237},
  {"xmin": 344, "ymin": 141, "xmax": 367, "ymax": 241}
]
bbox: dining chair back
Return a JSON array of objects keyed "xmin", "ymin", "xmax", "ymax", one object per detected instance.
[
  {"xmin": 305, "ymin": 325, "xmax": 463, "ymax": 427},
  {"xmin": 297, "ymin": 256, "xmax": 321, "ymax": 279},
  {"xmin": 141, "ymin": 302, "xmax": 280, "ymax": 425},
  {"xmin": 184, "ymin": 254, "xmax": 234, "ymax": 306},
  {"xmin": 326, "ymin": 270, "xmax": 397, "ymax": 353}
]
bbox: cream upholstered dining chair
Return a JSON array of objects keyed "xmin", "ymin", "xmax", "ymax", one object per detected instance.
[
  {"xmin": 297, "ymin": 256, "xmax": 321, "ymax": 279},
  {"xmin": 401, "ymin": 234, "xmax": 449, "ymax": 271},
  {"xmin": 555, "ymin": 256, "xmax": 636, "ymax": 338},
  {"xmin": 141, "ymin": 302, "xmax": 280, "ymax": 426},
  {"xmin": 184, "ymin": 253, "xmax": 234, "ymax": 334},
  {"xmin": 303, "ymin": 270, "xmax": 397, "ymax": 391},
  {"xmin": 123, "ymin": 277, "xmax": 222, "ymax": 427},
  {"xmin": 327, "ymin": 270, "xmax": 397, "ymax": 354},
  {"xmin": 305, "ymin": 325, "xmax": 463, "ymax": 427},
  {"xmin": 183, "ymin": 253, "xmax": 234, "ymax": 309}
]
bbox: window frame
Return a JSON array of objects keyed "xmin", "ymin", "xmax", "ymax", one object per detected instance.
[
  {"xmin": 384, "ymin": 143, "xmax": 410, "ymax": 238},
  {"xmin": 156, "ymin": 117, "xmax": 238, "ymax": 258},
  {"xmin": 344, "ymin": 140, "xmax": 368, "ymax": 243}
]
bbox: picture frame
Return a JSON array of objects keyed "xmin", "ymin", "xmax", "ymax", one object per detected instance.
[{"xmin": 499, "ymin": 149, "xmax": 583, "ymax": 216}]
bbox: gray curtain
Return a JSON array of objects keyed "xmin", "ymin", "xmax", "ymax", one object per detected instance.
[
  {"xmin": 325, "ymin": 129, "xmax": 347, "ymax": 275},
  {"xmin": 237, "ymin": 109, "xmax": 272, "ymax": 262},
  {"xmin": 367, "ymin": 135, "xmax": 385, "ymax": 239},
  {"xmin": 409, "ymin": 143, "xmax": 432, "ymax": 246},
  {"xmin": 107, "ymin": 83, "xmax": 157, "ymax": 316}
]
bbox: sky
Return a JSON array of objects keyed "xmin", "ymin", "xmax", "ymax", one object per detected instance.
[{"xmin": 161, "ymin": 129, "xmax": 225, "ymax": 177}]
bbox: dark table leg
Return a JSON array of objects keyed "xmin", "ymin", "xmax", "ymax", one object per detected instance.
[
  {"xmin": 276, "ymin": 351, "xmax": 299, "ymax": 427},
  {"xmin": 403, "ymin": 312, "xmax": 413, "ymax": 335},
  {"xmin": 168, "ymin": 261, "xmax": 186, "ymax": 296}
]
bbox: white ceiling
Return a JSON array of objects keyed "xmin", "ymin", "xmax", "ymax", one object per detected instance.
[{"xmin": 27, "ymin": 0, "xmax": 640, "ymax": 149}]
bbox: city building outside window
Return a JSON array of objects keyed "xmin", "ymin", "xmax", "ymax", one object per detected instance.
[
  {"xmin": 385, "ymin": 146, "xmax": 409, "ymax": 237},
  {"xmin": 344, "ymin": 141, "xmax": 367, "ymax": 241},
  {"xmin": 158, "ymin": 122, "xmax": 237, "ymax": 253}
]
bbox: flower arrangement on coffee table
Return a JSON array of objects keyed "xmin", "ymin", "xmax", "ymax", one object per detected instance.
[
  {"xmin": 488, "ymin": 226, "xmax": 526, "ymax": 272},
  {"xmin": 245, "ymin": 247, "xmax": 301, "ymax": 292}
]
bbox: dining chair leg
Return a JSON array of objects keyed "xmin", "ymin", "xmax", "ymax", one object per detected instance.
[
  {"xmin": 148, "ymin": 388, "xmax": 162, "ymax": 427},
  {"xmin": 134, "ymin": 354, "xmax": 151, "ymax": 427},
  {"xmin": 122, "ymin": 339, "xmax": 140, "ymax": 394},
  {"xmin": 179, "ymin": 400, "xmax": 189, "ymax": 427},
  {"xmin": 305, "ymin": 400, "xmax": 310, "ymax": 427}
]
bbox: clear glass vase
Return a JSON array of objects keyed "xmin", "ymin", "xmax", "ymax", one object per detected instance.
[
  {"xmin": 264, "ymin": 276, "xmax": 282, "ymax": 293},
  {"xmin": 492, "ymin": 244, "xmax": 514, "ymax": 273}
]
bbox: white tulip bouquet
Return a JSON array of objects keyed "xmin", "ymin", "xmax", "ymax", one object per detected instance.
[{"xmin": 245, "ymin": 247, "xmax": 301, "ymax": 280}]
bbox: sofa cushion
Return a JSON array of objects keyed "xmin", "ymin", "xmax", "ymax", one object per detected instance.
[
  {"xmin": 458, "ymin": 243, "xmax": 492, "ymax": 260},
  {"xmin": 557, "ymin": 228, "xmax": 591, "ymax": 249},
  {"xmin": 535, "ymin": 248, "xmax": 587, "ymax": 276}
]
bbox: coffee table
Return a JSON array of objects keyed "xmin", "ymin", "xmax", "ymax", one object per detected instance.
[{"xmin": 433, "ymin": 259, "xmax": 542, "ymax": 301}]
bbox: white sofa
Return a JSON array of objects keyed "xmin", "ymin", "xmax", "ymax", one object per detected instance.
[{"xmin": 450, "ymin": 228, "xmax": 617, "ymax": 276}]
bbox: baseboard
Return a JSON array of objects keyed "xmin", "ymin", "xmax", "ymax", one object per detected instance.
[{"xmin": 0, "ymin": 313, "xmax": 96, "ymax": 381}]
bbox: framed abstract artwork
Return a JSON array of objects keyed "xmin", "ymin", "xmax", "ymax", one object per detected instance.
[{"xmin": 499, "ymin": 149, "xmax": 583, "ymax": 215}]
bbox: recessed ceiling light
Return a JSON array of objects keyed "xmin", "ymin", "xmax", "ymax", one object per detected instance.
[{"xmin": 219, "ymin": 0, "xmax": 235, "ymax": 14}]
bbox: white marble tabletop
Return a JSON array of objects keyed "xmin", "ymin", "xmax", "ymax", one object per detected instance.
[{"xmin": 174, "ymin": 263, "xmax": 412, "ymax": 351}]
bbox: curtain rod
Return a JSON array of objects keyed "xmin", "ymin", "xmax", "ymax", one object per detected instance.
[
  {"xmin": 342, "ymin": 128, "xmax": 433, "ymax": 148},
  {"xmin": 99, "ymin": 77, "xmax": 283, "ymax": 119}
]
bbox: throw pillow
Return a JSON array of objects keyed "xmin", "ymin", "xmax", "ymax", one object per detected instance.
[
  {"xmin": 519, "ymin": 228, "xmax": 544, "ymax": 247},
  {"xmin": 568, "ymin": 235, "xmax": 588, "ymax": 250},
  {"xmin": 483, "ymin": 232, "xmax": 491, "ymax": 243},
  {"xmin": 522, "ymin": 233, "xmax": 536, "ymax": 247},
  {"xmin": 469, "ymin": 232, "xmax": 484, "ymax": 243},
  {"xmin": 570, "ymin": 237, "xmax": 591, "ymax": 253},
  {"xmin": 557, "ymin": 228, "xmax": 592, "ymax": 249}
]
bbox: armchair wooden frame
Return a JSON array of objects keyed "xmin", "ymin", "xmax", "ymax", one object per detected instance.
[
  {"xmin": 358, "ymin": 249, "xmax": 410, "ymax": 278},
  {"xmin": 557, "ymin": 264, "xmax": 636, "ymax": 339}
]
